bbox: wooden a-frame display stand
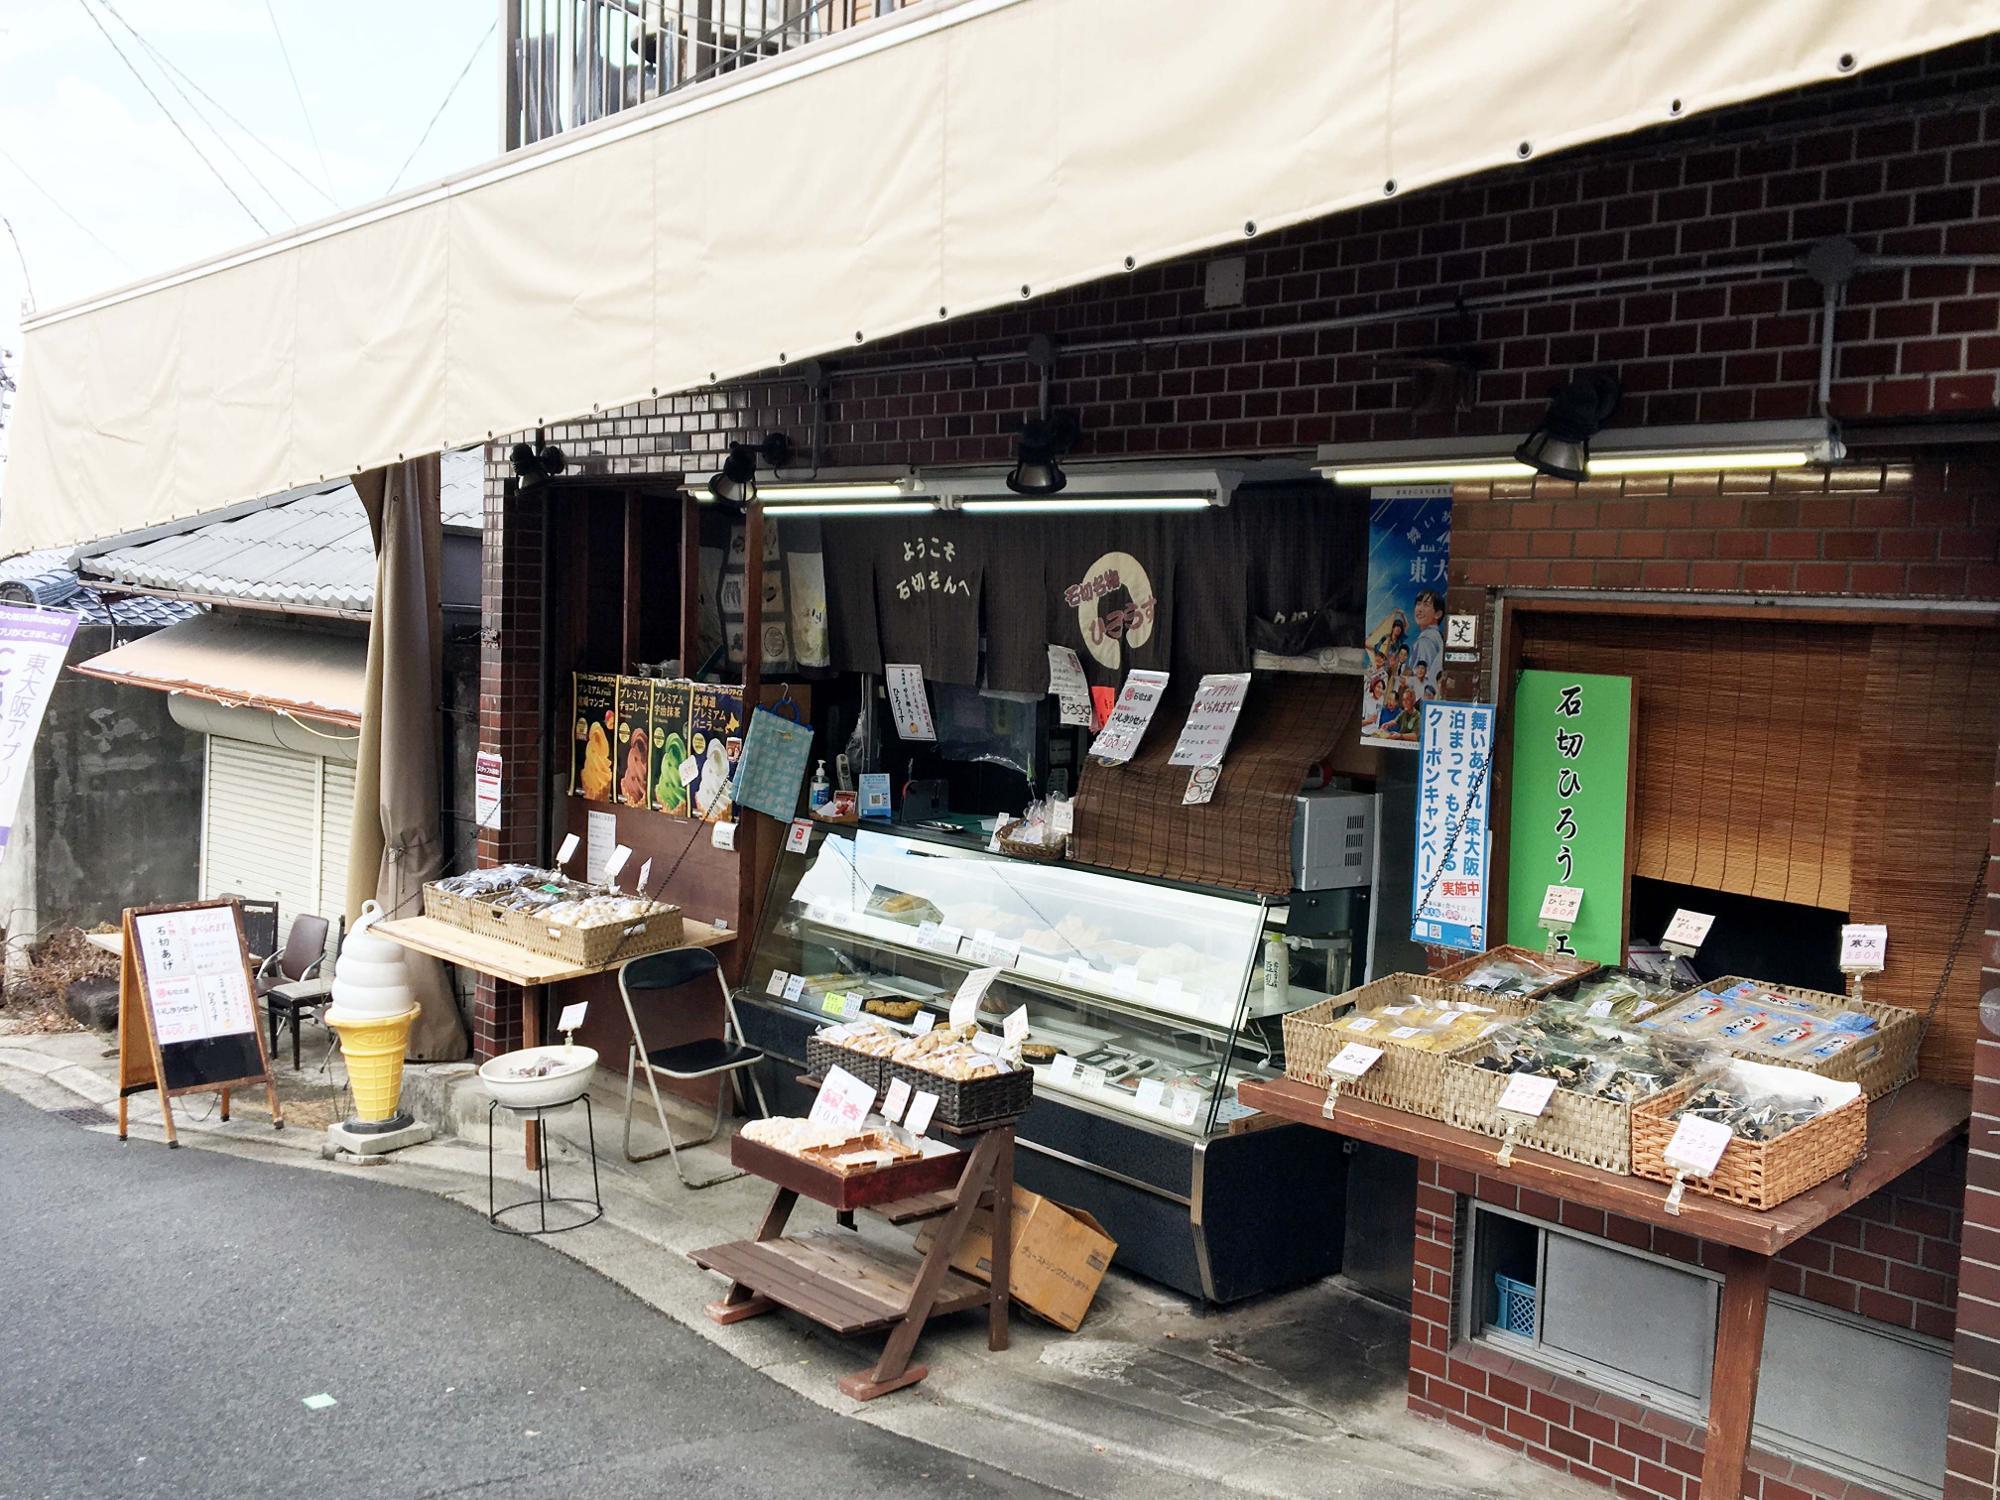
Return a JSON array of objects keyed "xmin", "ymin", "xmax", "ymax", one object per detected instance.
[{"xmin": 116, "ymin": 900, "xmax": 284, "ymax": 1147}]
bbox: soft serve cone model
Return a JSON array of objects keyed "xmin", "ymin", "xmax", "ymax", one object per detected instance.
[{"xmin": 322, "ymin": 901, "xmax": 435, "ymax": 1155}]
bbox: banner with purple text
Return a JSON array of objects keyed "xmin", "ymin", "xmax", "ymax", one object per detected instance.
[{"xmin": 0, "ymin": 606, "xmax": 79, "ymax": 860}]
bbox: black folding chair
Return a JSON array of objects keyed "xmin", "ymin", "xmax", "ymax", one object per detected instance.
[{"xmin": 618, "ymin": 948, "xmax": 768, "ymax": 1189}]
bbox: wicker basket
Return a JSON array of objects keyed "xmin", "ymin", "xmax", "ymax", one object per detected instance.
[
  {"xmin": 423, "ymin": 881, "xmax": 516, "ymax": 937},
  {"xmin": 1282, "ymin": 974, "xmax": 1534, "ymax": 1120},
  {"xmin": 806, "ymin": 1034, "xmax": 888, "ymax": 1093},
  {"xmin": 1440, "ymin": 1055, "xmax": 1658, "ymax": 1173},
  {"xmin": 886, "ymin": 1058, "xmax": 1034, "ymax": 1128},
  {"xmin": 1630, "ymin": 1078, "xmax": 1868, "ymax": 1210},
  {"xmin": 995, "ymin": 819, "xmax": 1067, "ymax": 863},
  {"xmin": 502, "ymin": 902, "xmax": 684, "ymax": 965},
  {"xmin": 1698, "ymin": 976, "xmax": 1921, "ymax": 1100},
  {"xmin": 1431, "ymin": 944, "xmax": 1599, "ymax": 1001}
]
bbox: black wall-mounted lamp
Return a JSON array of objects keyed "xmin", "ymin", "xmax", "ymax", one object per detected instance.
[
  {"xmin": 509, "ymin": 441, "xmax": 567, "ymax": 488},
  {"xmin": 708, "ymin": 432, "xmax": 794, "ymax": 503},
  {"xmin": 1006, "ymin": 413, "xmax": 1079, "ymax": 496},
  {"xmin": 1514, "ymin": 374, "xmax": 1622, "ymax": 482}
]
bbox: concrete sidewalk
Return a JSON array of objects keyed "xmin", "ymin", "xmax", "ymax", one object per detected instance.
[{"xmin": 0, "ymin": 1020, "xmax": 1591, "ymax": 1500}]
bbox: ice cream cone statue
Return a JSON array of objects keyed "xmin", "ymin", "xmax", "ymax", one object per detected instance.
[{"xmin": 324, "ymin": 901, "xmax": 424, "ymax": 1139}]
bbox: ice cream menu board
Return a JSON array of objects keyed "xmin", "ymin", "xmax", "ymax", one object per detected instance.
[{"xmin": 132, "ymin": 905, "xmax": 259, "ymax": 1044}]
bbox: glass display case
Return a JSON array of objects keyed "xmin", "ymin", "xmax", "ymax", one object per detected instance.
[{"xmin": 743, "ymin": 824, "xmax": 1283, "ymax": 1138}]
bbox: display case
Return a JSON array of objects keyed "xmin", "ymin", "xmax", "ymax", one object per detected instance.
[{"xmin": 736, "ymin": 823, "xmax": 1348, "ymax": 1302}]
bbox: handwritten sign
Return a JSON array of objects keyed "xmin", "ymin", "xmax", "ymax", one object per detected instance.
[
  {"xmin": 1663, "ymin": 1114, "xmax": 1733, "ymax": 1178},
  {"xmin": 1135, "ymin": 1078, "xmax": 1167, "ymax": 1111},
  {"xmin": 556, "ymin": 1002, "xmax": 588, "ymax": 1033},
  {"xmin": 1326, "ymin": 1043, "xmax": 1385, "ymax": 1079},
  {"xmin": 808, "ymin": 1064, "xmax": 877, "ymax": 1131},
  {"xmin": 1663, "ymin": 909, "xmax": 1715, "ymax": 952},
  {"xmin": 881, "ymin": 1077, "xmax": 913, "ymax": 1124},
  {"xmin": 904, "ymin": 1090, "xmax": 939, "ymax": 1137},
  {"xmin": 1540, "ymin": 885, "xmax": 1584, "ymax": 927},
  {"xmin": 1003, "ymin": 1006, "xmax": 1030, "ymax": 1044},
  {"xmin": 885, "ymin": 663, "xmax": 937, "ymax": 741},
  {"xmin": 766, "ymin": 969, "xmax": 790, "ymax": 996},
  {"xmin": 950, "ymin": 967, "xmax": 1004, "ymax": 1027},
  {"xmin": 1840, "ymin": 923, "xmax": 1888, "ymax": 973},
  {"xmin": 1047, "ymin": 645, "xmax": 1092, "ymax": 728},
  {"xmin": 1168, "ymin": 673, "xmax": 1251, "ymax": 767},
  {"xmin": 1087, "ymin": 669, "xmax": 1170, "ymax": 764},
  {"xmin": 1496, "ymin": 1073, "xmax": 1559, "ymax": 1118}
]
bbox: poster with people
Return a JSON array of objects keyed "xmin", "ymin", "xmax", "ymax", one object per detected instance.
[{"xmin": 1360, "ymin": 486, "xmax": 1452, "ymax": 750}]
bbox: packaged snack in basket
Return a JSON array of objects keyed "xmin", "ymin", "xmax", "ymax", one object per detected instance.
[
  {"xmin": 1671, "ymin": 1064, "xmax": 1833, "ymax": 1143},
  {"xmin": 1558, "ymin": 970, "xmax": 1679, "ymax": 1023},
  {"xmin": 1638, "ymin": 990, "xmax": 1734, "ymax": 1040},
  {"xmin": 1470, "ymin": 1014, "xmax": 1707, "ymax": 1104},
  {"xmin": 571, "ymin": 673, "xmax": 619, "ymax": 801},
  {"xmin": 1452, "ymin": 951, "xmax": 1569, "ymax": 998}
]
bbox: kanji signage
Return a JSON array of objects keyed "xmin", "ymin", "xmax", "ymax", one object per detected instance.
[
  {"xmin": 0, "ymin": 606, "xmax": 78, "ymax": 862},
  {"xmin": 1505, "ymin": 670, "xmax": 1632, "ymax": 964},
  {"xmin": 1410, "ymin": 701, "xmax": 1494, "ymax": 951}
]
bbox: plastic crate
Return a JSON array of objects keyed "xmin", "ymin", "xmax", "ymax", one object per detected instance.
[{"xmin": 1492, "ymin": 1273, "xmax": 1537, "ymax": 1338}]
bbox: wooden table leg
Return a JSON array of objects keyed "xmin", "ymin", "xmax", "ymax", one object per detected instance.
[
  {"xmin": 839, "ymin": 1129, "xmax": 1004, "ymax": 1401},
  {"xmin": 707, "ymin": 1186, "xmax": 797, "ymax": 1325},
  {"xmin": 988, "ymin": 1129, "xmax": 1013, "ymax": 1352},
  {"xmin": 522, "ymin": 984, "xmax": 543, "ymax": 1171},
  {"xmin": 1701, "ymin": 1247, "xmax": 1772, "ymax": 1500}
]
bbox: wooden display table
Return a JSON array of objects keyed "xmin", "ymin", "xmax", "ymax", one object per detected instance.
[
  {"xmin": 375, "ymin": 913, "xmax": 734, "ymax": 1168},
  {"xmin": 1239, "ymin": 1075, "xmax": 1969, "ymax": 1500},
  {"xmin": 692, "ymin": 1118, "xmax": 1016, "ymax": 1401}
]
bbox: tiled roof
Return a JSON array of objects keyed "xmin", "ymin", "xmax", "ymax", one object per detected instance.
[
  {"xmin": 78, "ymin": 449, "xmax": 484, "ymax": 614},
  {"xmin": 0, "ymin": 547, "xmax": 196, "ymax": 627}
]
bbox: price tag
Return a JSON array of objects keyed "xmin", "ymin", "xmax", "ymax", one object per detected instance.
[
  {"xmin": 1663, "ymin": 909, "xmax": 1716, "ymax": 950},
  {"xmin": 603, "ymin": 845, "xmax": 632, "ymax": 885},
  {"xmin": 915, "ymin": 921, "xmax": 941, "ymax": 949},
  {"xmin": 1539, "ymin": 885, "xmax": 1584, "ymax": 926},
  {"xmin": 1327, "ymin": 1043, "xmax": 1385, "ymax": 1078},
  {"xmin": 1135, "ymin": 1078, "xmax": 1167, "ymax": 1111},
  {"xmin": 1075, "ymin": 1063, "xmax": 1107, "ymax": 1090},
  {"xmin": 1388, "ymin": 1025, "xmax": 1423, "ymax": 1039},
  {"xmin": 1049, "ymin": 797, "xmax": 1076, "ymax": 837},
  {"xmin": 678, "ymin": 756, "xmax": 702, "ymax": 790},
  {"xmin": 881, "ymin": 1077, "xmax": 912, "ymax": 1124},
  {"xmin": 1049, "ymin": 1054, "xmax": 1078, "ymax": 1082},
  {"xmin": 1061, "ymin": 957, "xmax": 1094, "ymax": 987},
  {"xmin": 1344, "ymin": 1016, "xmax": 1378, "ymax": 1033},
  {"xmin": 765, "ymin": 970, "xmax": 789, "ymax": 997},
  {"xmin": 785, "ymin": 819, "xmax": 814, "ymax": 854},
  {"xmin": 1496, "ymin": 1073, "xmax": 1560, "ymax": 1118},
  {"xmin": 819, "ymin": 992, "xmax": 849, "ymax": 1016},
  {"xmin": 971, "ymin": 928, "xmax": 1000, "ymax": 962},
  {"xmin": 556, "ymin": 832, "xmax": 580, "ymax": 867},
  {"xmin": 783, "ymin": 974, "xmax": 806, "ymax": 1002},
  {"xmin": 1111, "ymin": 965, "xmax": 1140, "ymax": 995},
  {"xmin": 1003, "ymin": 1006, "xmax": 1030, "ymax": 1044},
  {"xmin": 904, "ymin": 1090, "xmax": 939, "ymax": 1137},
  {"xmin": 930, "ymin": 924, "xmax": 966, "ymax": 955},
  {"xmin": 1047, "ymin": 645, "xmax": 1092, "ymax": 728},
  {"xmin": 1840, "ymin": 923, "xmax": 1888, "ymax": 973},
  {"xmin": 1153, "ymin": 974, "xmax": 1183, "ymax": 1006},
  {"xmin": 991, "ymin": 937, "xmax": 1022, "ymax": 966},
  {"xmin": 950, "ymin": 966, "xmax": 1004, "ymax": 1027},
  {"xmin": 711, "ymin": 820, "xmax": 737, "ymax": 851},
  {"xmin": 971, "ymin": 1031, "xmax": 1005, "ymax": 1056},
  {"xmin": 1663, "ymin": 1114, "xmax": 1734, "ymax": 1178},
  {"xmin": 636, "ymin": 857, "xmax": 653, "ymax": 893},
  {"xmin": 556, "ymin": 1002, "xmax": 588, "ymax": 1033},
  {"xmin": 1168, "ymin": 1088, "xmax": 1202, "ymax": 1127},
  {"xmin": 807, "ymin": 1065, "xmax": 877, "ymax": 1131},
  {"xmin": 1586, "ymin": 998, "xmax": 1616, "ymax": 1019}
]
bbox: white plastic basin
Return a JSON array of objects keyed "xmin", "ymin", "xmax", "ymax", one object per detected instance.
[{"xmin": 479, "ymin": 1045, "xmax": 599, "ymax": 1109}]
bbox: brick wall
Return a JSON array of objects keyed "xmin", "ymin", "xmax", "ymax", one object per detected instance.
[{"xmin": 1410, "ymin": 1150, "xmax": 1965, "ymax": 1500}]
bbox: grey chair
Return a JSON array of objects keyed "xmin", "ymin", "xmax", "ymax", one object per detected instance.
[
  {"xmin": 618, "ymin": 948, "xmax": 768, "ymax": 1189},
  {"xmin": 257, "ymin": 914, "xmax": 334, "ymax": 1070}
]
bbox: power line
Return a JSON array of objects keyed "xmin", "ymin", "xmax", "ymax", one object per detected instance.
[
  {"xmin": 0, "ymin": 145, "xmax": 133, "ymax": 271},
  {"xmin": 262, "ymin": 0, "xmax": 335, "ymax": 198},
  {"xmin": 386, "ymin": 20, "xmax": 497, "ymax": 196},
  {"xmin": 72, "ymin": 0, "xmax": 270, "ymax": 235},
  {"xmin": 1, "ymin": 217, "xmax": 32, "ymax": 309}
]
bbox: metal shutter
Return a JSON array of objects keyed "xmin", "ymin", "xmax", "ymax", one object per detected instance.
[
  {"xmin": 319, "ymin": 758, "xmax": 357, "ymax": 920},
  {"xmin": 200, "ymin": 737, "xmax": 347, "ymax": 931}
]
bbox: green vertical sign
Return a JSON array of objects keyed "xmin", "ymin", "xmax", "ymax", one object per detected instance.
[{"xmin": 1506, "ymin": 670, "xmax": 1632, "ymax": 965}]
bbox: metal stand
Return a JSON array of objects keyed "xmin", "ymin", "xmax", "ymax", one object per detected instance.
[{"xmin": 487, "ymin": 1095, "xmax": 604, "ymax": 1235}]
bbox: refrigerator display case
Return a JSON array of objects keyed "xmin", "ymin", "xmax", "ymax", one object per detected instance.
[{"xmin": 735, "ymin": 824, "xmax": 1347, "ymax": 1302}]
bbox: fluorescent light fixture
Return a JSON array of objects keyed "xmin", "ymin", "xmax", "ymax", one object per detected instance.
[
  {"xmin": 757, "ymin": 479, "xmax": 919, "ymax": 504},
  {"xmin": 959, "ymin": 495, "xmax": 1217, "ymax": 514},
  {"xmin": 767, "ymin": 501, "xmax": 938, "ymax": 518},
  {"xmin": 1317, "ymin": 420, "xmax": 1843, "ymax": 485}
]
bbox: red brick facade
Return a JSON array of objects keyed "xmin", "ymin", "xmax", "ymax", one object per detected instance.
[{"xmin": 478, "ymin": 35, "xmax": 2000, "ymax": 1500}]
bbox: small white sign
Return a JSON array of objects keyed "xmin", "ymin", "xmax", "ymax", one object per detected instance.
[
  {"xmin": 1662, "ymin": 909, "xmax": 1716, "ymax": 950},
  {"xmin": 556, "ymin": 1002, "xmax": 588, "ymax": 1033},
  {"xmin": 1061, "ymin": 957, "xmax": 1094, "ymax": 987},
  {"xmin": 1327, "ymin": 1042, "xmax": 1385, "ymax": 1078},
  {"xmin": 904, "ymin": 1090, "xmax": 940, "ymax": 1137},
  {"xmin": 1047, "ymin": 645, "xmax": 1093, "ymax": 728},
  {"xmin": 1496, "ymin": 1073, "xmax": 1560, "ymax": 1118},
  {"xmin": 885, "ymin": 663, "xmax": 938, "ymax": 742},
  {"xmin": 1087, "ymin": 669, "xmax": 1171, "ymax": 764},
  {"xmin": 807, "ymin": 1065, "xmax": 877, "ymax": 1132},
  {"xmin": 1540, "ymin": 884, "xmax": 1584, "ymax": 926},
  {"xmin": 636, "ymin": 857, "xmax": 653, "ymax": 893},
  {"xmin": 785, "ymin": 818, "xmax": 814, "ymax": 854},
  {"xmin": 1074, "ymin": 1063, "xmax": 1107, "ymax": 1090},
  {"xmin": 710, "ymin": 820, "xmax": 737, "ymax": 851},
  {"xmin": 1586, "ymin": 998, "xmax": 1616, "ymax": 1019},
  {"xmin": 1003, "ymin": 1005, "xmax": 1030, "ymax": 1044},
  {"xmin": 971, "ymin": 1030, "xmax": 1005, "ymax": 1056},
  {"xmin": 1153, "ymin": 975, "xmax": 1183, "ymax": 1006},
  {"xmin": 881, "ymin": 1077, "xmax": 913, "ymax": 1124},
  {"xmin": 1112, "ymin": 965, "xmax": 1140, "ymax": 996},
  {"xmin": 1840, "ymin": 923, "xmax": 1888, "ymax": 973},
  {"xmin": 1135, "ymin": 1077, "xmax": 1167, "ymax": 1111},
  {"xmin": 1168, "ymin": 672, "xmax": 1252, "ymax": 768},
  {"xmin": 556, "ymin": 832, "xmax": 580, "ymax": 867},
  {"xmin": 678, "ymin": 756, "xmax": 702, "ymax": 791},
  {"xmin": 1663, "ymin": 1114, "xmax": 1734, "ymax": 1178},
  {"xmin": 1446, "ymin": 614, "xmax": 1479, "ymax": 649},
  {"xmin": 587, "ymin": 810, "xmax": 616, "ymax": 882},
  {"xmin": 911, "ymin": 1010, "xmax": 936, "ymax": 1034},
  {"xmin": 1168, "ymin": 1088, "xmax": 1202, "ymax": 1127},
  {"xmin": 1048, "ymin": 797, "xmax": 1076, "ymax": 838},
  {"xmin": 1049, "ymin": 1054, "xmax": 1078, "ymax": 1083},
  {"xmin": 950, "ymin": 966, "xmax": 1004, "ymax": 1027},
  {"xmin": 475, "ymin": 751, "xmax": 503, "ymax": 830},
  {"xmin": 766, "ymin": 970, "xmax": 790, "ymax": 996},
  {"xmin": 783, "ymin": 974, "xmax": 806, "ymax": 1002},
  {"xmin": 603, "ymin": 844, "xmax": 632, "ymax": 885}
]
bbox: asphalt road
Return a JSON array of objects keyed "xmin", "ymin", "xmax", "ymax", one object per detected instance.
[{"xmin": 0, "ymin": 1089, "xmax": 1056, "ymax": 1500}]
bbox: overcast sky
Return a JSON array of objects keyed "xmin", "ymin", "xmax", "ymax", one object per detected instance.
[{"xmin": 0, "ymin": 0, "xmax": 499, "ymax": 491}]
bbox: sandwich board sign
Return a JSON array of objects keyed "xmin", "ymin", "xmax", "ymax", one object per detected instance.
[{"xmin": 117, "ymin": 900, "xmax": 283, "ymax": 1147}]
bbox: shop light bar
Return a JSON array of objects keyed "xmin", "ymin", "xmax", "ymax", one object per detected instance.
[
  {"xmin": 763, "ymin": 500, "xmax": 938, "ymax": 517},
  {"xmin": 1316, "ymin": 419, "xmax": 1843, "ymax": 485},
  {"xmin": 958, "ymin": 494, "xmax": 1218, "ymax": 514},
  {"xmin": 756, "ymin": 479, "xmax": 920, "ymax": 503}
]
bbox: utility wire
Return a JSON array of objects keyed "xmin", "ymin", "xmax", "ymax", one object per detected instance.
[
  {"xmin": 1, "ymin": 216, "xmax": 33, "ymax": 309},
  {"xmin": 386, "ymin": 20, "xmax": 497, "ymax": 196},
  {"xmin": 0, "ymin": 145, "xmax": 133, "ymax": 271},
  {"xmin": 97, "ymin": 1, "xmax": 336, "ymax": 212},
  {"xmin": 96, "ymin": 0, "xmax": 299, "ymax": 225},
  {"xmin": 72, "ymin": 0, "xmax": 269, "ymax": 234},
  {"xmin": 261, "ymin": 0, "xmax": 335, "ymax": 198}
]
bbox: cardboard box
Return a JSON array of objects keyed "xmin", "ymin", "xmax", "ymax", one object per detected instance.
[{"xmin": 920, "ymin": 1188, "xmax": 1115, "ymax": 1332}]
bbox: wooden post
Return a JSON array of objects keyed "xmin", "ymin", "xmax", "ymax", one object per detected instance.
[
  {"xmin": 1701, "ymin": 1246, "xmax": 1773, "ymax": 1499},
  {"xmin": 522, "ymin": 982, "xmax": 544, "ymax": 1170},
  {"xmin": 679, "ymin": 492, "xmax": 701, "ymax": 673},
  {"xmin": 621, "ymin": 489, "xmax": 644, "ymax": 670}
]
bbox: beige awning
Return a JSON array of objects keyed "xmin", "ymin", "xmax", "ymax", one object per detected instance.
[
  {"xmin": 9, "ymin": 0, "xmax": 2000, "ymax": 554},
  {"xmin": 70, "ymin": 612, "xmax": 367, "ymax": 727}
]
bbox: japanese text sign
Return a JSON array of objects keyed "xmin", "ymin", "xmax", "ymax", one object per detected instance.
[
  {"xmin": 1410, "ymin": 700, "xmax": 1495, "ymax": 951},
  {"xmin": 1840, "ymin": 923, "xmax": 1888, "ymax": 973},
  {"xmin": 1168, "ymin": 673, "xmax": 1251, "ymax": 767},
  {"xmin": 885, "ymin": 663, "xmax": 936, "ymax": 741},
  {"xmin": 1047, "ymin": 646, "xmax": 1093, "ymax": 728},
  {"xmin": 1505, "ymin": 670, "xmax": 1632, "ymax": 965},
  {"xmin": 0, "ymin": 606, "xmax": 78, "ymax": 860},
  {"xmin": 1087, "ymin": 670, "xmax": 1169, "ymax": 764},
  {"xmin": 808, "ymin": 1065, "xmax": 877, "ymax": 1132}
]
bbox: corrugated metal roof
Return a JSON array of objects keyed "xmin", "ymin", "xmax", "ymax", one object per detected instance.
[
  {"xmin": 79, "ymin": 448, "xmax": 484, "ymax": 614},
  {"xmin": 70, "ymin": 611, "xmax": 367, "ymax": 725}
]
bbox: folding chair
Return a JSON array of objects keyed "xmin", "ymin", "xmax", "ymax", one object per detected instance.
[{"xmin": 618, "ymin": 948, "xmax": 769, "ymax": 1189}]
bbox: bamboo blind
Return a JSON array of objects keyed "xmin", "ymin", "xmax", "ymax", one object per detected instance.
[{"xmin": 1517, "ymin": 612, "xmax": 1997, "ymax": 1086}]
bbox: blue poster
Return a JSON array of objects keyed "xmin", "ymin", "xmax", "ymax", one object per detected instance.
[
  {"xmin": 1411, "ymin": 701, "xmax": 1494, "ymax": 951},
  {"xmin": 1361, "ymin": 486, "xmax": 1453, "ymax": 750}
]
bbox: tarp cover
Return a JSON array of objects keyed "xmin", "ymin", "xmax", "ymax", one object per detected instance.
[{"xmin": 8, "ymin": 0, "xmax": 2000, "ymax": 553}]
